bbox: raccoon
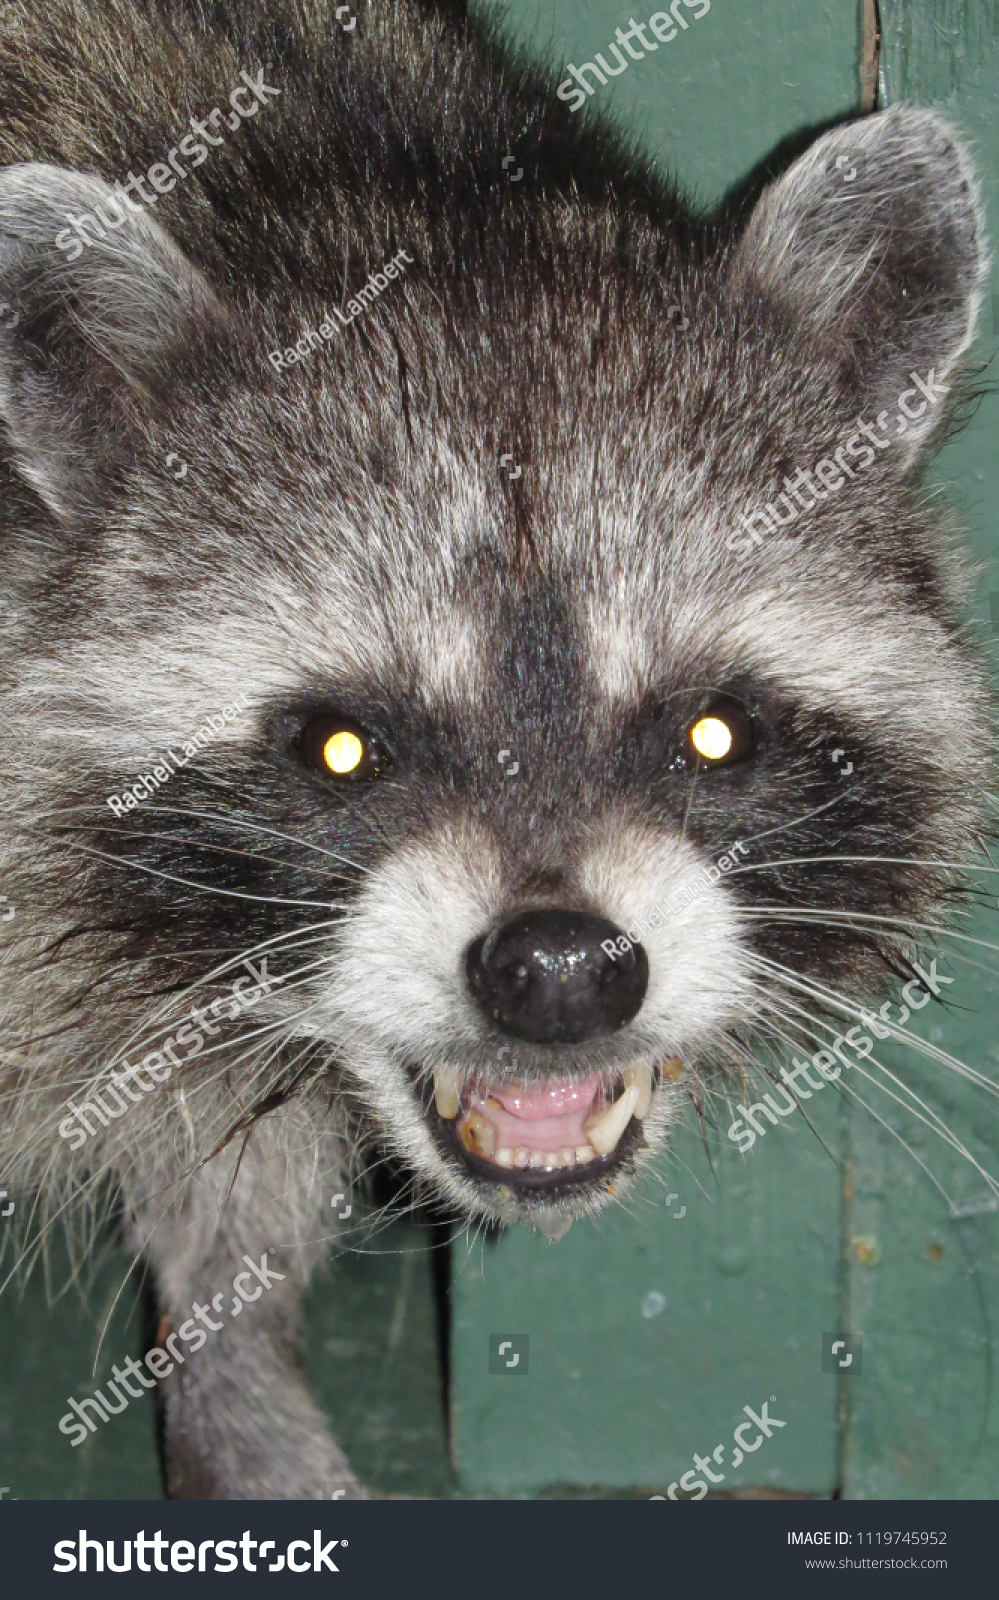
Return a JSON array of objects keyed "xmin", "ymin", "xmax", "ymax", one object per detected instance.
[{"xmin": 0, "ymin": 0, "xmax": 992, "ymax": 1499}]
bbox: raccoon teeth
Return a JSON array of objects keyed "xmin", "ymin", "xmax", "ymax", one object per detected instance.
[
  {"xmin": 473, "ymin": 1139, "xmax": 603, "ymax": 1172},
  {"xmin": 457, "ymin": 1126, "xmax": 601, "ymax": 1177},
  {"xmin": 584, "ymin": 1080, "xmax": 640, "ymax": 1156},
  {"xmin": 516, "ymin": 1148, "xmax": 566, "ymax": 1169},
  {"xmin": 623, "ymin": 1063, "xmax": 653, "ymax": 1120},
  {"xmin": 433, "ymin": 1065, "xmax": 462, "ymax": 1120},
  {"xmin": 459, "ymin": 1110, "xmax": 498, "ymax": 1159},
  {"xmin": 661, "ymin": 1057, "xmax": 684, "ymax": 1083}
]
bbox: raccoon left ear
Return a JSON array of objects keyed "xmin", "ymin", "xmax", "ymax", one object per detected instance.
[
  {"xmin": 729, "ymin": 106, "xmax": 990, "ymax": 455},
  {"xmin": 0, "ymin": 161, "xmax": 229, "ymax": 521}
]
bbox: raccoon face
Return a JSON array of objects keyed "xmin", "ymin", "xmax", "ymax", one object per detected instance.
[{"xmin": 0, "ymin": 106, "xmax": 991, "ymax": 1237}]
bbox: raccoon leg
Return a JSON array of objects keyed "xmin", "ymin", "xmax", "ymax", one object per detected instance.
[{"xmin": 126, "ymin": 1118, "xmax": 363, "ymax": 1501}]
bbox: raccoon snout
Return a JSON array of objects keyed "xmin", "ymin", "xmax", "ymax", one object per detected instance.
[{"xmin": 465, "ymin": 909, "xmax": 649, "ymax": 1044}]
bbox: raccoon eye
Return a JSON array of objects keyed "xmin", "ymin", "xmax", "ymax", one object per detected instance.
[
  {"xmin": 686, "ymin": 701, "xmax": 754, "ymax": 767},
  {"xmin": 300, "ymin": 718, "xmax": 384, "ymax": 780}
]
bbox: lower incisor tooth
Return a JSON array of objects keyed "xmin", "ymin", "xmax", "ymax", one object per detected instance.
[
  {"xmin": 584, "ymin": 1081, "xmax": 640, "ymax": 1156},
  {"xmin": 514, "ymin": 1147, "xmax": 530, "ymax": 1168},
  {"xmin": 496, "ymin": 1148, "xmax": 515, "ymax": 1168},
  {"xmin": 559, "ymin": 1147, "xmax": 576, "ymax": 1166},
  {"xmin": 575, "ymin": 1145, "xmax": 597, "ymax": 1163},
  {"xmin": 623, "ymin": 1062, "xmax": 653, "ymax": 1120}
]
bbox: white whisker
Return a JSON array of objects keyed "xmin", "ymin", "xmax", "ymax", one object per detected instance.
[
  {"xmin": 59, "ymin": 842, "xmax": 345, "ymax": 910},
  {"xmin": 43, "ymin": 803, "xmax": 375, "ymax": 877}
]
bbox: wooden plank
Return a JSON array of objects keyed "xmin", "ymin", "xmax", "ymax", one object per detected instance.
[
  {"xmin": 305, "ymin": 1218, "xmax": 452, "ymax": 1499},
  {"xmin": 453, "ymin": 1116, "xmax": 843, "ymax": 1495},
  {"xmin": 842, "ymin": 0, "xmax": 999, "ymax": 1500},
  {"xmin": 879, "ymin": 0, "xmax": 999, "ymax": 104},
  {"xmin": 0, "ymin": 1234, "xmax": 162, "ymax": 1500}
]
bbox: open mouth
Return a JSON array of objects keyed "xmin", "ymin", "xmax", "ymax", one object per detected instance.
[{"xmin": 421, "ymin": 1060, "xmax": 678, "ymax": 1195}]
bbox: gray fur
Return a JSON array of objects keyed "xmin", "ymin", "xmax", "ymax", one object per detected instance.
[{"xmin": 0, "ymin": 0, "xmax": 993, "ymax": 1497}]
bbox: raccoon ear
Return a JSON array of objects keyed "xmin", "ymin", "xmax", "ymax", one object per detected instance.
[
  {"xmin": 730, "ymin": 106, "xmax": 989, "ymax": 454},
  {"xmin": 0, "ymin": 161, "xmax": 228, "ymax": 520}
]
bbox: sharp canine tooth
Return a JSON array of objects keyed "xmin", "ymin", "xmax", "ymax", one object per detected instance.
[
  {"xmin": 584, "ymin": 1081, "xmax": 640, "ymax": 1155},
  {"xmin": 433, "ymin": 1066, "xmax": 462, "ymax": 1119},
  {"xmin": 459, "ymin": 1110, "xmax": 497, "ymax": 1159},
  {"xmin": 623, "ymin": 1063, "xmax": 653, "ymax": 1120}
]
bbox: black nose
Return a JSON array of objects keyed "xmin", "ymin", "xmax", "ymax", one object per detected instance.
[{"xmin": 465, "ymin": 909, "xmax": 649, "ymax": 1044}]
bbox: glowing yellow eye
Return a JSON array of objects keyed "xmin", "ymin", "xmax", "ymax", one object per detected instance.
[
  {"xmin": 323, "ymin": 730, "xmax": 365, "ymax": 774},
  {"xmin": 301, "ymin": 716, "xmax": 383, "ymax": 781},
  {"xmin": 690, "ymin": 716, "xmax": 733, "ymax": 762}
]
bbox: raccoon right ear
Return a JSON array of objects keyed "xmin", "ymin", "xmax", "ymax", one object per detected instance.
[
  {"xmin": 729, "ymin": 106, "xmax": 990, "ymax": 455},
  {"xmin": 0, "ymin": 161, "xmax": 228, "ymax": 521}
]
